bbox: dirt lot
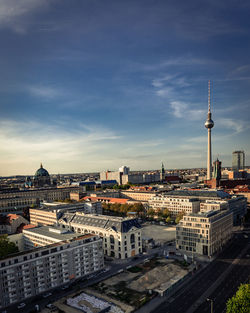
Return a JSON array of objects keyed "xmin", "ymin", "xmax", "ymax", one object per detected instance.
[
  {"xmin": 141, "ymin": 224, "xmax": 176, "ymax": 244},
  {"xmin": 88, "ymin": 257, "xmax": 189, "ymax": 311},
  {"xmin": 128, "ymin": 260, "xmax": 188, "ymax": 292}
]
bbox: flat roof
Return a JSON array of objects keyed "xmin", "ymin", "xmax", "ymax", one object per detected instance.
[{"xmin": 23, "ymin": 225, "xmax": 84, "ymax": 241}]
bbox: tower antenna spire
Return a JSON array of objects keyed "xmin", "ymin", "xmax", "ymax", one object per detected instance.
[{"xmin": 208, "ymin": 80, "xmax": 211, "ymax": 112}]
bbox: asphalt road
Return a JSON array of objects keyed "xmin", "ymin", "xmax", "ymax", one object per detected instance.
[{"xmin": 153, "ymin": 231, "xmax": 250, "ymax": 313}]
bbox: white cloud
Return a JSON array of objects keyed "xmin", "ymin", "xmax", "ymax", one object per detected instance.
[
  {"xmin": 0, "ymin": 0, "xmax": 51, "ymax": 32},
  {"xmin": 217, "ymin": 118, "xmax": 249, "ymax": 134},
  {"xmin": 27, "ymin": 85, "xmax": 62, "ymax": 99},
  {"xmin": 0, "ymin": 119, "xmax": 121, "ymax": 175}
]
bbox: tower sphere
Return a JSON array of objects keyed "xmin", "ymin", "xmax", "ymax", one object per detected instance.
[{"xmin": 205, "ymin": 118, "xmax": 214, "ymax": 129}]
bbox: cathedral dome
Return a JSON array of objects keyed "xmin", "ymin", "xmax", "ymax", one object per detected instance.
[{"xmin": 35, "ymin": 164, "xmax": 49, "ymax": 177}]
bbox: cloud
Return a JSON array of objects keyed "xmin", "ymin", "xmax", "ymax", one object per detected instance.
[
  {"xmin": 27, "ymin": 85, "xmax": 63, "ymax": 99},
  {"xmin": 217, "ymin": 118, "xmax": 250, "ymax": 134},
  {"xmin": 0, "ymin": 119, "xmax": 121, "ymax": 175},
  {"xmin": 0, "ymin": 0, "xmax": 52, "ymax": 32}
]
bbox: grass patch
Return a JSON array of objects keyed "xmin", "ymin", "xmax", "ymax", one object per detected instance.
[{"xmin": 127, "ymin": 266, "xmax": 142, "ymax": 273}]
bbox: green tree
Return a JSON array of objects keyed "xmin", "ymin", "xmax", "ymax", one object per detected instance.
[
  {"xmin": 175, "ymin": 211, "xmax": 185, "ymax": 224},
  {"xmin": 0, "ymin": 235, "xmax": 19, "ymax": 259},
  {"xmin": 162, "ymin": 208, "xmax": 170, "ymax": 218},
  {"xmin": 166, "ymin": 216, "xmax": 171, "ymax": 223},
  {"xmin": 226, "ymin": 284, "xmax": 250, "ymax": 313}
]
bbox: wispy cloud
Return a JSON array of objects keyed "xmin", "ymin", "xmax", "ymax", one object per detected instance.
[
  {"xmin": 152, "ymin": 74, "xmax": 206, "ymax": 120},
  {"xmin": 0, "ymin": 119, "xmax": 121, "ymax": 175},
  {"xmin": 27, "ymin": 85, "xmax": 63, "ymax": 99},
  {"xmin": 217, "ymin": 118, "xmax": 250, "ymax": 134},
  {"xmin": 0, "ymin": 0, "xmax": 52, "ymax": 33}
]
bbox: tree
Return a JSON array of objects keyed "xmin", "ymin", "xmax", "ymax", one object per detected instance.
[
  {"xmin": 166, "ymin": 216, "xmax": 171, "ymax": 224},
  {"xmin": 226, "ymin": 284, "xmax": 250, "ymax": 313},
  {"xmin": 0, "ymin": 235, "xmax": 19, "ymax": 259},
  {"xmin": 162, "ymin": 208, "xmax": 170, "ymax": 218},
  {"xmin": 175, "ymin": 211, "xmax": 185, "ymax": 224},
  {"xmin": 147, "ymin": 208, "xmax": 155, "ymax": 219}
]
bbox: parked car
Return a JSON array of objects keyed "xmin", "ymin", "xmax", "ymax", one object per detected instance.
[
  {"xmin": 42, "ymin": 292, "xmax": 52, "ymax": 298},
  {"xmin": 17, "ymin": 303, "xmax": 26, "ymax": 309}
]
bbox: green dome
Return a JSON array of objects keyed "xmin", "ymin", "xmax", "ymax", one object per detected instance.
[{"xmin": 35, "ymin": 164, "xmax": 49, "ymax": 177}]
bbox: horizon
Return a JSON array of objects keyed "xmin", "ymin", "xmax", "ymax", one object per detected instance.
[{"xmin": 0, "ymin": 1, "xmax": 250, "ymax": 176}]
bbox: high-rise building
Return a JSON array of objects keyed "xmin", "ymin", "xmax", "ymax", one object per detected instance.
[
  {"xmin": 205, "ymin": 81, "xmax": 214, "ymax": 180},
  {"xmin": 160, "ymin": 162, "xmax": 165, "ymax": 181},
  {"xmin": 232, "ymin": 151, "xmax": 245, "ymax": 170}
]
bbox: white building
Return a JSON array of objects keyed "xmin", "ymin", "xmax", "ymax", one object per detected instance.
[
  {"xmin": 148, "ymin": 194, "xmax": 200, "ymax": 217},
  {"xmin": 58, "ymin": 213, "xmax": 142, "ymax": 259},
  {"xmin": 176, "ymin": 210, "xmax": 233, "ymax": 257},
  {"xmin": 0, "ymin": 229, "xmax": 104, "ymax": 309}
]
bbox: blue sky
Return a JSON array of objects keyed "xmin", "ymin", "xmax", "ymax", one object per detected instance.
[{"xmin": 0, "ymin": 0, "xmax": 250, "ymax": 175}]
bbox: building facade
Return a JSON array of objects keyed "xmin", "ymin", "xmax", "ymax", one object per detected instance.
[
  {"xmin": 58, "ymin": 213, "xmax": 142, "ymax": 259},
  {"xmin": 30, "ymin": 202, "xmax": 103, "ymax": 226},
  {"xmin": 176, "ymin": 210, "xmax": 233, "ymax": 257},
  {"xmin": 232, "ymin": 150, "xmax": 245, "ymax": 171},
  {"xmin": 148, "ymin": 194, "xmax": 200, "ymax": 217},
  {"xmin": 0, "ymin": 231, "xmax": 104, "ymax": 309},
  {"xmin": 120, "ymin": 190, "xmax": 157, "ymax": 202},
  {"xmin": 0, "ymin": 186, "xmax": 85, "ymax": 215}
]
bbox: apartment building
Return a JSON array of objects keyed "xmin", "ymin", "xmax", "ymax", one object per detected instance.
[
  {"xmin": 0, "ymin": 231, "xmax": 104, "ymax": 309},
  {"xmin": 58, "ymin": 213, "xmax": 142, "ymax": 259},
  {"xmin": 148, "ymin": 194, "xmax": 200, "ymax": 217},
  {"xmin": 176, "ymin": 210, "xmax": 233, "ymax": 257},
  {"xmin": 0, "ymin": 214, "xmax": 29, "ymax": 234}
]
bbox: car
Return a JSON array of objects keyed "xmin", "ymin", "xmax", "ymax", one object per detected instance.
[
  {"xmin": 46, "ymin": 304, "xmax": 55, "ymax": 308},
  {"xmin": 17, "ymin": 303, "xmax": 26, "ymax": 309},
  {"xmin": 42, "ymin": 292, "xmax": 52, "ymax": 298},
  {"xmin": 61, "ymin": 285, "xmax": 69, "ymax": 290}
]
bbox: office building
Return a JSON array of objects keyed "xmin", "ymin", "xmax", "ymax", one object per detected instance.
[
  {"xmin": 30, "ymin": 202, "xmax": 103, "ymax": 226},
  {"xmin": 176, "ymin": 209, "xmax": 233, "ymax": 257},
  {"xmin": 148, "ymin": 194, "xmax": 200, "ymax": 217},
  {"xmin": 232, "ymin": 151, "xmax": 245, "ymax": 171}
]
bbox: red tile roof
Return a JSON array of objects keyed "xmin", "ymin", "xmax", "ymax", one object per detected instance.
[
  {"xmin": 7, "ymin": 214, "xmax": 19, "ymax": 220},
  {"xmin": 23, "ymin": 224, "xmax": 36, "ymax": 230}
]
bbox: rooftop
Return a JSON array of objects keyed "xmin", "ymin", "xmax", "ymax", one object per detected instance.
[
  {"xmin": 59, "ymin": 213, "xmax": 141, "ymax": 233},
  {"xmin": 23, "ymin": 225, "xmax": 85, "ymax": 241},
  {"xmin": 166, "ymin": 189, "xmax": 230, "ymax": 199}
]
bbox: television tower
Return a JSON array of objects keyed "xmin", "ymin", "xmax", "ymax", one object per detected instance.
[{"xmin": 205, "ymin": 80, "xmax": 214, "ymax": 180}]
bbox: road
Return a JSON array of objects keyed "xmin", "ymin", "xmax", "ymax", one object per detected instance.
[{"xmin": 153, "ymin": 231, "xmax": 250, "ymax": 313}]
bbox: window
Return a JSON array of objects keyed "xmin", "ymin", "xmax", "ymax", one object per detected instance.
[
  {"xmin": 130, "ymin": 234, "xmax": 135, "ymax": 244},
  {"xmin": 110, "ymin": 235, "xmax": 115, "ymax": 244}
]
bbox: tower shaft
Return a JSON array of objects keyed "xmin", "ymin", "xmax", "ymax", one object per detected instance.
[
  {"xmin": 207, "ymin": 129, "xmax": 212, "ymax": 180},
  {"xmin": 204, "ymin": 80, "xmax": 214, "ymax": 181}
]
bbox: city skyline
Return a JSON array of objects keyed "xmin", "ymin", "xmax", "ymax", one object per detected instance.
[{"xmin": 0, "ymin": 1, "xmax": 250, "ymax": 175}]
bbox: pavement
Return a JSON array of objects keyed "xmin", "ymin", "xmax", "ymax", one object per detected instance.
[{"xmin": 148, "ymin": 230, "xmax": 250, "ymax": 313}]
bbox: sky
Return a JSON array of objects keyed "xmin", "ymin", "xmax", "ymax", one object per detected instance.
[{"xmin": 0, "ymin": 0, "xmax": 250, "ymax": 176}]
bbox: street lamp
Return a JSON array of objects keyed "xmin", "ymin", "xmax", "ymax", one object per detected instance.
[{"xmin": 207, "ymin": 298, "xmax": 214, "ymax": 313}]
